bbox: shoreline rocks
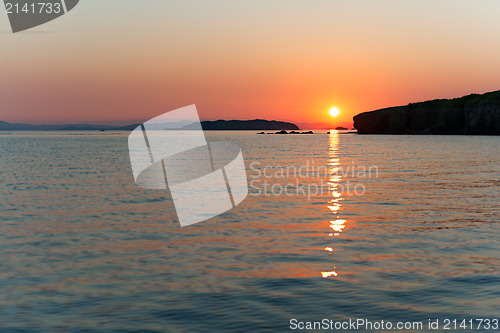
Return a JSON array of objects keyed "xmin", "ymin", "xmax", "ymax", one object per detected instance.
[{"xmin": 258, "ymin": 130, "xmax": 315, "ymax": 135}]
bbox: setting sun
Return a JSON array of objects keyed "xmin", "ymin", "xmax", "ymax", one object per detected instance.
[{"xmin": 329, "ymin": 107, "xmax": 339, "ymax": 117}]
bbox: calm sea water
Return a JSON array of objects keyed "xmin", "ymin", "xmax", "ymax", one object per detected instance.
[{"xmin": 0, "ymin": 131, "xmax": 499, "ymax": 332}]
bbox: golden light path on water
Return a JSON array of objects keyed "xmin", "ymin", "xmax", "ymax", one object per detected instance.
[{"xmin": 321, "ymin": 130, "xmax": 346, "ymax": 279}]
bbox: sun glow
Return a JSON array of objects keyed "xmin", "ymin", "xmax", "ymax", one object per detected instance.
[{"xmin": 329, "ymin": 107, "xmax": 339, "ymax": 117}]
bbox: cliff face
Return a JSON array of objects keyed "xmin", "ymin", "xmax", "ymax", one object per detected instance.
[{"xmin": 353, "ymin": 90, "xmax": 500, "ymax": 135}]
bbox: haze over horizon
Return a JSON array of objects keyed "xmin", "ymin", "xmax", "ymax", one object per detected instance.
[{"xmin": 2, "ymin": 0, "xmax": 500, "ymax": 127}]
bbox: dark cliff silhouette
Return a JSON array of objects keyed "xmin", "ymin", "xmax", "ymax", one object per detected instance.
[{"xmin": 353, "ymin": 90, "xmax": 500, "ymax": 135}]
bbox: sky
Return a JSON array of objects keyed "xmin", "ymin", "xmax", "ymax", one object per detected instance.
[{"xmin": 2, "ymin": 0, "xmax": 500, "ymax": 127}]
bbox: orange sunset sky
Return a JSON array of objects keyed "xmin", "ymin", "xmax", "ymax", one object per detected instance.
[{"xmin": 1, "ymin": 0, "xmax": 500, "ymax": 128}]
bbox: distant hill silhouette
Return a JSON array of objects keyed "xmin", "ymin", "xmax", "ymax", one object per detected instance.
[
  {"xmin": 184, "ymin": 119, "xmax": 299, "ymax": 130},
  {"xmin": 354, "ymin": 90, "xmax": 500, "ymax": 135},
  {"xmin": 0, "ymin": 121, "xmax": 139, "ymax": 131},
  {"xmin": 0, "ymin": 119, "xmax": 299, "ymax": 131}
]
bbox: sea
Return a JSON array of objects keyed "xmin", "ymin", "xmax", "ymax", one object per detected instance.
[{"xmin": 0, "ymin": 131, "xmax": 499, "ymax": 332}]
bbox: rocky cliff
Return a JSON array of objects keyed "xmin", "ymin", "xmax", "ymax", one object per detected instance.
[{"xmin": 353, "ymin": 90, "xmax": 500, "ymax": 135}]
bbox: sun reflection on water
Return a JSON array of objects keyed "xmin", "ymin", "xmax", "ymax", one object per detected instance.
[
  {"xmin": 321, "ymin": 270, "xmax": 338, "ymax": 278},
  {"xmin": 321, "ymin": 130, "xmax": 346, "ymax": 279}
]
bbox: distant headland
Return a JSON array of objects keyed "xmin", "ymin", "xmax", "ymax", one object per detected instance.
[
  {"xmin": 0, "ymin": 121, "xmax": 140, "ymax": 131},
  {"xmin": 183, "ymin": 119, "xmax": 299, "ymax": 130},
  {"xmin": 0, "ymin": 119, "xmax": 299, "ymax": 131},
  {"xmin": 353, "ymin": 90, "xmax": 500, "ymax": 135}
]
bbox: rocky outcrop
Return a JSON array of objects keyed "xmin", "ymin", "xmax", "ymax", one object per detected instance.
[
  {"xmin": 264, "ymin": 130, "xmax": 314, "ymax": 135},
  {"xmin": 353, "ymin": 90, "xmax": 500, "ymax": 135}
]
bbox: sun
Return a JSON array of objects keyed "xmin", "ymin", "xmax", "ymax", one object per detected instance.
[{"xmin": 329, "ymin": 107, "xmax": 339, "ymax": 117}]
